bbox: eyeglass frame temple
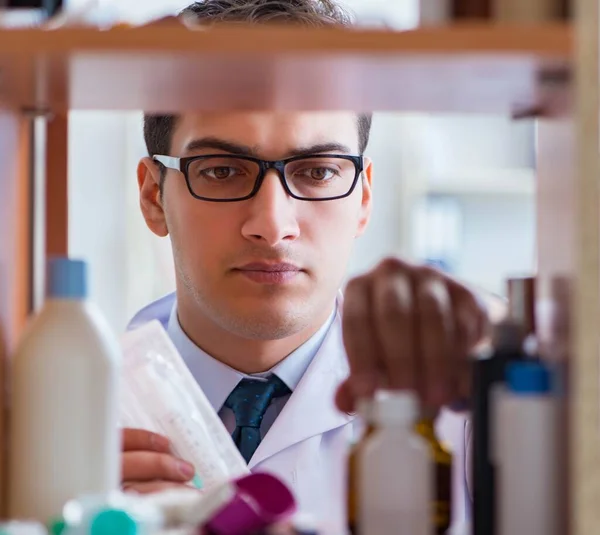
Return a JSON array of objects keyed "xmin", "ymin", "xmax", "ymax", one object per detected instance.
[{"xmin": 153, "ymin": 155, "xmax": 181, "ymax": 170}]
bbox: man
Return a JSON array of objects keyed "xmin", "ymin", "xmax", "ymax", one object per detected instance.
[{"xmin": 123, "ymin": 0, "xmax": 485, "ymax": 529}]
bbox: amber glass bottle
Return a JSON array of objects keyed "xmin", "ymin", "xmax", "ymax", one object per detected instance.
[
  {"xmin": 415, "ymin": 415, "xmax": 453, "ymax": 535},
  {"xmin": 347, "ymin": 399, "xmax": 376, "ymax": 535}
]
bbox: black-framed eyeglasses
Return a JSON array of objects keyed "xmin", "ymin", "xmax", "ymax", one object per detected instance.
[{"xmin": 152, "ymin": 153, "xmax": 364, "ymax": 202}]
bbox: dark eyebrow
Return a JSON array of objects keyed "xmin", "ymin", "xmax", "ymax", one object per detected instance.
[
  {"xmin": 286, "ymin": 143, "xmax": 353, "ymax": 157},
  {"xmin": 184, "ymin": 138, "xmax": 354, "ymax": 159},
  {"xmin": 184, "ymin": 137, "xmax": 259, "ymax": 157}
]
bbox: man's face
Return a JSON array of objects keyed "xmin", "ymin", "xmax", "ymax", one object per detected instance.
[{"xmin": 139, "ymin": 112, "xmax": 373, "ymax": 340}]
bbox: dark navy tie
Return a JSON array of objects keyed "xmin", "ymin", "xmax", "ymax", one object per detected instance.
[{"xmin": 224, "ymin": 375, "xmax": 291, "ymax": 463}]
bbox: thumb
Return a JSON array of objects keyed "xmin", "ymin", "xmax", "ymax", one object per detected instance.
[{"xmin": 335, "ymin": 374, "xmax": 379, "ymax": 414}]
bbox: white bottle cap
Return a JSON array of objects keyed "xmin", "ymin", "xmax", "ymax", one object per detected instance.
[{"xmin": 373, "ymin": 390, "xmax": 419, "ymax": 427}]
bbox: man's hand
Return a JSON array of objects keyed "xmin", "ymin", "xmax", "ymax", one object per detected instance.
[
  {"xmin": 336, "ymin": 258, "xmax": 489, "ymax": 413},
  {"xmin": 121, "ymin": 428, "xmax": 195, "ymax": 494}
]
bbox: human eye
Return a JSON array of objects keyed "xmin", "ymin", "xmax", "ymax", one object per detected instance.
[
  {"xmin": 189, "ymin": 157, "xmax": 251, "ymax": 182},
  {"xmin": 308, "ymin": 167, "xmax": 339, "ymax": 181},
  {"xmin": 293, "ymin": 163, "xmax": 341, "ymax": 182},
  {"xmin": 201, "ymin": 166, "xmax": 240, "ymax": 180}
]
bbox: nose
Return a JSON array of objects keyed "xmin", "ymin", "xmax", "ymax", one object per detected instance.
[{"xmin": 241, "ymin": 169, "xmax": 300, "ymax": 247}]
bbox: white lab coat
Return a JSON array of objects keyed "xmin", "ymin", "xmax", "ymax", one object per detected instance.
[
  {"xmin": 244, "ymin": 306, "xmax": 470, "ymax": 533},
  {"xmin": 128, "ymin": 292, "xmax": 471, "ymax": 532}
]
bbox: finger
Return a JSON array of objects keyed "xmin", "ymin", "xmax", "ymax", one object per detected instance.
[
  {"xmin": 447, "ymin": 286, "xmax": 488, "ymax": 407},
  {"xmin": 445, "ymin": 279, "xmax": 491, "ymax": 349},
  {"xmin": 122, "ymin": 451, "xmax": 195, "ymax": 483},
  {"xmin": 335, "ymin": 376, "xmax": 381, "ymax": 414},
  {"xmin": 341, "ymin": 276, "xmax": 381, "ymax": 404},
  {"xmin": 447, "ymin": 288, "xmax": 477, "ymax": 407},
  {"xmin": 123, "ymin": 481, "xmax": 192, "ymax": 495},
  {"xmin": 335, "ymin": 380, "xmax": 355, "ymax": 415},
  {"xmin": 122, "ymin": 428, "xmax": 171, "ymax": 454},
  {"xmin": 415, "ymin": 273, "xmax": 456, "ymax": 408},
  {"xmin": 372, "ymin": 264, "xmax": 415, "ymax": 390},
  {"xmin": 335, "ymin": 373, "xmax": 381, "ymax": 414},
  {"xmin": 414, "ymin": 263, "xmax": 492, "ymax": 347}
]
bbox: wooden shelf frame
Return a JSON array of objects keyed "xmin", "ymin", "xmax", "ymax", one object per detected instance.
[
  {"xmin": 0, "ymin": 23, "xmax": 572, "ymax": 113},
  {"xmin": 0, "ymin": 23, "xmax": 572, "ymax": 54}
]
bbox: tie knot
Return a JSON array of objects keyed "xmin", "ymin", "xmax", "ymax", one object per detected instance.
[{"xmin": 224, "ymin": 375, "xmax": 291, "ymax": 429}]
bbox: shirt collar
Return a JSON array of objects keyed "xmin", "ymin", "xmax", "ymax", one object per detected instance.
[{"xmin": 166, "ymin": 302, "xmax": 336, "ymax": 413}]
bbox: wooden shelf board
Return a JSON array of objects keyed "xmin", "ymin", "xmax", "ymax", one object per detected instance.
[{"xmin": 0, "ymin": 23, "xmax": 572, "ymax": 113}]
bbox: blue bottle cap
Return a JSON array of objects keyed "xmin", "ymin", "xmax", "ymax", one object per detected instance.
[
  {"xmin": 90, "ymin": 509, "xmax": 137, "ymax": 535},
  {"xmin": 506, "ymin": 361, "xmax": 551, "ymax": 394},
  {"xmin": 47, "ymin": 257, "xmax": 88, "ymax": 299}
]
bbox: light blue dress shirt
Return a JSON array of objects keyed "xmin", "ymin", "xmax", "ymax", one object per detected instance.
[{"xmin": 128, "ymin": 292, "xmax": 336, "ymax": 437}]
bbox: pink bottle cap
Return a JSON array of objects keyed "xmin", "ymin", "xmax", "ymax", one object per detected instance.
[{"xmin": 204, "ymin": 473, "xmax": 296, "ymax": 535}]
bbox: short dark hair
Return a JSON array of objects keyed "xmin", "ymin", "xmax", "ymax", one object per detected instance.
[{"xmin": 143, "ymin": 0, "xmax": 373, "ymax": 166}]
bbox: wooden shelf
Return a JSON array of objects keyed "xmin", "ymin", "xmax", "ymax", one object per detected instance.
[{"xmin": 0, "ymin": 22, "xmax": 571, "ymax": 113}]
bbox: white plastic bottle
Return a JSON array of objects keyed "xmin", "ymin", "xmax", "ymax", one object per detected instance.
[
  {"xmin": 492, "ymin": 361, "xmax": 558, "ymax": 535},
  {"xmin": 358, "ymin": 390, "xmax": 432, "ymax": 535},
  {"xmin": 9, "ymin": 258, "xmax": 121, "ymax": 523}
]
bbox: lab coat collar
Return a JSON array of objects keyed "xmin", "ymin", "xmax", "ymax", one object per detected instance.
[
  {"xmin": 166, "ymin": 298, "xmax": 337, "ymax": 412},
  {"xmin": 249, "ymin": 302, "xmax": 354, "ymax": 469}
]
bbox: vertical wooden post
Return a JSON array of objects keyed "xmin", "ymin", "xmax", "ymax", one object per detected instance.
[
  {"xmin": 535, "ymin": 120, "xmax": 574, "ymax": 364},
  {"xmin": 0, "ymin": 112, "xmax": 33, "ymax": 517},
  {"xmin": 535, "ymin": 119, "xmax": 574, "ymax": 535},
  {"xmin": 572, "ymin": 0, "xmax": 600, "ymax": 531},
  {"xmin": 538, "ymin": 0, "xmax": 600, "ymax": 531},
  {"xmin": 0, "ymin": 113, "xmax": 32, "ymax": 351}
]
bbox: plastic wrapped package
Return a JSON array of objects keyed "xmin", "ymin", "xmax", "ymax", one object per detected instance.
[
  {"xmin": 50, "ymin": 474, "xmax": 298, "ymax": 535},
  {"xmin": 138, "ymin": 485, "xmax": 236, "ymax": 528},
  {"xmin": 55, "ymin": 485, "xmax": 237, "ymax": 535},
  {"xmin": 119, "ymin": 321, "xmax": 250, "ymax": 492}
]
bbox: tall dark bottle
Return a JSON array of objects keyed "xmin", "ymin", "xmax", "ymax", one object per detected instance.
[{"xmin": 472, "ymin": 277, "xmax": 535, "ymax": 535}]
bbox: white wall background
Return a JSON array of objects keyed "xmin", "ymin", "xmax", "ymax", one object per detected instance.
[
  {"xmin": 446, "ymin": 194, "xmax": 535, "ymax": 292},
  {"xmin": 68, "ymin": 113, "xmax": 129, "ymax": 331}
]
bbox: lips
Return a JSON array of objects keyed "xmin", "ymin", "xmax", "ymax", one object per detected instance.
[
  {"xmin": 236, "ymin": 262, "xmax": 301, "ymax": 272},
  {"xmin": 233, "ymin": 262, "xmax": 302, "ymax": 284}
]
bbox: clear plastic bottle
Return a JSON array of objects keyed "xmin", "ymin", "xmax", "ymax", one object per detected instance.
[
  {"xmin": 493, "ymin": 361, "xmax": 558, "ymax": 535},
  {"xmin": 347, "ymin": 398, "xmax": 376, "ymax": 535},
  {"xmin": 9, "ymin": 258, "xmax": 121, "ymax": 523},
  {"xmin": 359, "ymin": 391, "xmax": 432, "ymax": 535}
]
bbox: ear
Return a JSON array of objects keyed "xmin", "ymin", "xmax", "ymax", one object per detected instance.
[
  {"xmin": 355, "ymin": 157, "xmax": 373, "ymax": 238},
  {"xmin": 137, "ymin": 157, "xmax": 169, "ymax": 237}
]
